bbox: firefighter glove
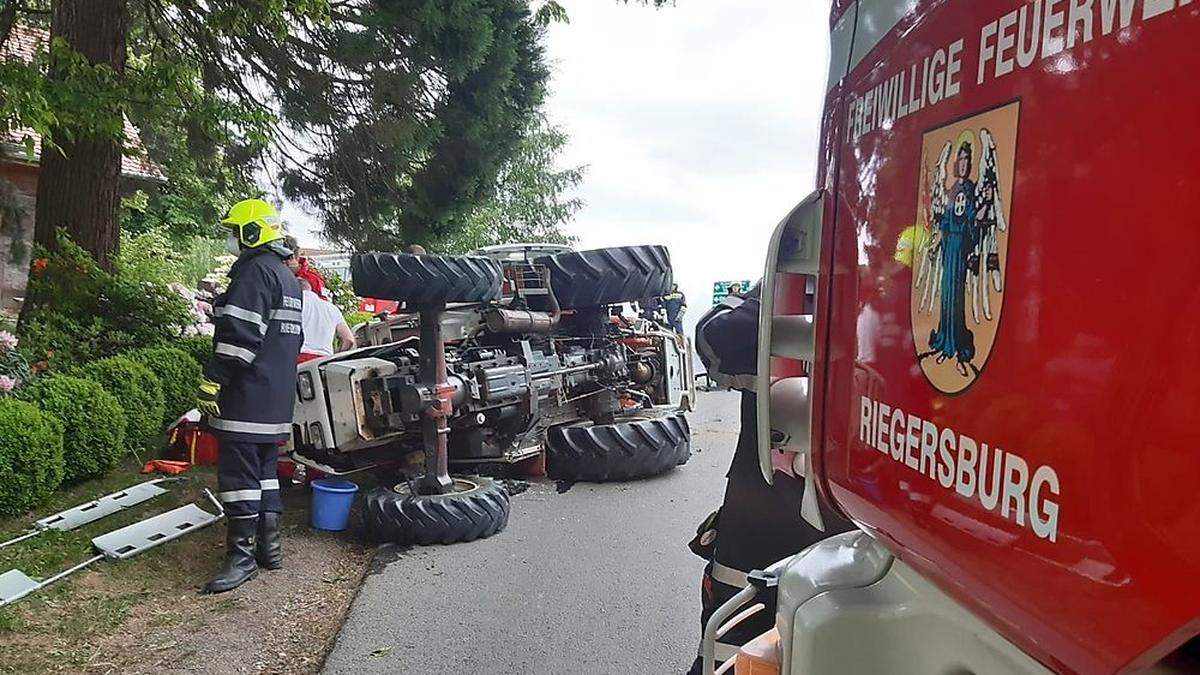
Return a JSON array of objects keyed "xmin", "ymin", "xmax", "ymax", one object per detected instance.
[{"xmin": 199, "ymin": 379, "xmax": 221, "ymax": 417}]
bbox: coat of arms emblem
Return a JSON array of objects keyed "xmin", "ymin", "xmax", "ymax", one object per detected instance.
[{"xmin": 912, "ymin": 102, "xmax": 1020, "ymax": 394}]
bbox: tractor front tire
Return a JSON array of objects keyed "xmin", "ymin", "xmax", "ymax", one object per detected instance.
[
  {"xmin": 364, "ymin": 476, "xmax": 510, "ymax": 545},
  {"xmin": 351, "ymin": 252, "xmax": 503, "ymax": 305},
  {"xmin": 546, "ymin": 410, "xmax": 691, "ymax": 482},
  {"xmin": 534, "ymin": 245, "xmax": 673, "ymax": 309}
]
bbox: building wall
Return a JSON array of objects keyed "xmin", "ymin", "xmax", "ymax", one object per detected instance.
[{"xmin": 0, "ymin": 161, "xmax": 38, "ymax": 315}]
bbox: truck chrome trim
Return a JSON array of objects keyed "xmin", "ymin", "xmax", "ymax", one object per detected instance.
[
  {"xmin": 702, "ymin": 584, "xmax": 758, "ymax": 675},
  {"xmin": 775, "ymin": 531, "xmax": 893, "ymax": 668},
  {"xmin": 756, "ymin": 191, "xmax": 825, "ymax": 530},
  {"xmin": 777, "ymin": 532, "xmax": 1052, "ymax": 674}
]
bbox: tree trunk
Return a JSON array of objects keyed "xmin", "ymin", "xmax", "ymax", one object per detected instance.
[
  {"xmin": 33, "ymin": 0, "xmax": 128, "ymax": 270},
  {"xmin": 0, "ymin": 2, "xmax": 18, "ymax": 51}
]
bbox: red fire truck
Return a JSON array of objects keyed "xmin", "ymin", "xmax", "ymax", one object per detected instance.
[{"xmin": 703, "ymin": 1, "xmax": 1200, "ymax": 673}]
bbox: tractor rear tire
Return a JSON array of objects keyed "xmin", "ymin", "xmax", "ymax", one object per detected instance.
[
  {"xmin": 351, "ymin": 252, "xmax": 503, "ymax": 304},
  {"xmin": 535, "ymin": 245, "xmax": 672, "ymax": 309},
  {"xmin": 546, "ymin": 410, "xmax": 691, "ymax": 482},
  {"xmin": 364, "ymin": 476, "xmax": 510, "ymax": 545}
]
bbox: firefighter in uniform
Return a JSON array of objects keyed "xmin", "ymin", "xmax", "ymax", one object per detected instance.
[
  {"xmin": 687, "ymin": 285, "xmax": 851, "ymax": 673},
  {"xmin": 199, "ymin": 198, "xmax": 303, "ymax": 594},
  {"xmin": 664, "ymin": 284, "xmax": 687, "ymax": 334}
]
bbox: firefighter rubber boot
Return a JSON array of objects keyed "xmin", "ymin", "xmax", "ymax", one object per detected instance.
[
  {"xmin": 256, "ymin": 512, "xmax": 283, "ymax": 570},
  {"xmin": 204, "ymin": 516, "xmax": 259, "ymax": 593}
]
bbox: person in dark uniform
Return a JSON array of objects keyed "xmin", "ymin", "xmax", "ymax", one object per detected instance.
[
  {"xmin": 687, "ymin": 285, "xmax": 852, "ymax": 673},
  {"xmin": 199, "ymin": 198, "xmax": 304, "ymax": 594},
  {"xmin": 664, "ymin": 284, "xmax": 687, "ymax": 334}
]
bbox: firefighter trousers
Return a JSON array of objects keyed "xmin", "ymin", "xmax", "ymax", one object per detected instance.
[{"xmin": 217, "ymin": 440, "xmax": 282, "ymax": 518}]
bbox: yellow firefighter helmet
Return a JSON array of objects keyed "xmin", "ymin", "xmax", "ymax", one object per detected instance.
[{"xmin": 221, "ymin": 198, "xmax": 285, "ymax": 249}]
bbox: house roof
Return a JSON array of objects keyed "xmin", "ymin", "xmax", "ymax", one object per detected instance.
[{"xmin": 0, "ymin": 24, "xmax": 164, "ymax": 182}]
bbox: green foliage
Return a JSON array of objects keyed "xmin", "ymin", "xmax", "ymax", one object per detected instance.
[
  {"xmin": 176, "ymin": 335, "xmax": 214, "ymax": 368},
  {"xmin": 344, "ymin": 311, "xmax": 374, "ymax": 327},
  {"xmin": 0, "ymin": 399, "xmax": 64, "ymax": 518},
  {"xmin": 435, "ymin": 116, "xmax": 582, "ymax": 254},
  {"xmin": 118, "ymin": 63, "xmax": 265, "ymax": 241},
  {"xmin": 0, "ymin": 36, "xmax": 127, "ymax": 154},
  {"xmin": 316, "ymin": 267, "xmax": 358, "ymax": 316},
  {"xmin": 17, "ymin": 375, "xmax": 126, "ymax": 483},
  {"xmin": 176, "ymin": 236, "xmax": 228, "ymax": 287},
  {"xmin": 77, "ymin": 356, "xmax": 164, "ymax": 455},
  {"xmin": 280, "ymin": 0, "xmax": 551, "ymax": 250},
  {"xmin": 533, "ymin": 0, "xmax": 569, "ymax": 26},
  {"xmin": 0, "ymin": 2, "xmax": 291, "ymax": 248},
  {"xmin": 126, "ymin": 346, "xmax": 201, "ymax": 426},
  {"xmin": 115, "ymin": 228, "xmax": 184, "ymax": 285},
  {"xmin": 0, "ymin": 0, "xmax": 626, "ymax": 263},
  {"xmin": 18, "ymin": 232, "xmax": 193, "ymax": 368},
  {"xmin": 115, "ymin": 228, "xmax": 226, "ymax": 288}
]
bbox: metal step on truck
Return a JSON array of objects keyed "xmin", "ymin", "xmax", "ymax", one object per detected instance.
[
  {"xmin": 289, "ymin": 243, "xmax": 695, "ymax": 546},
  {"xmin": 704, "ymin": 1, "xmax": 1200, "ymax": 674}
]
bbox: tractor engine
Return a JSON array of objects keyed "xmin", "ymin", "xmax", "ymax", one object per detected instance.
[{"xmin": 292, "ymin": 330, "xmax": 655, "ymax": 472}]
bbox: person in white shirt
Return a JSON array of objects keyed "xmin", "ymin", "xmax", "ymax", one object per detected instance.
[{"xmin": 298, "ymin": 279, "xmax": 356, "ymax": 361}]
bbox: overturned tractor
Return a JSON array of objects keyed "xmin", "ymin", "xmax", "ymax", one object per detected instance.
[{"xmin": 290, "ymin": 244, "xmax": 694, "ymax": 545}]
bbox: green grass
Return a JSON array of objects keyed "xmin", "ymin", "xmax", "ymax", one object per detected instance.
[
  {"xmin": 0, "ymin": 453, "xmax": 339, "ymax": 674},
  {"xmin": 0, "ymin": 460, "xmax": 224, "ymax": 673}
]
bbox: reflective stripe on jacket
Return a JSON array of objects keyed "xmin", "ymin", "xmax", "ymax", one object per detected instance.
[{"xmin": 205, "ymin": 248, "xmax": 304, "ymax": 443}]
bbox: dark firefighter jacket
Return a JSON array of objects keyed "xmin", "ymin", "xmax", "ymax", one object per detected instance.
[
  {"xmin": 695, "ymin": 287, "xmax": 760, "ymax": 392},
  {"xmin": 204, "ymin": 247, "xmax": 303, "ymax": 443},
  {"xmin": 693, "ymin": 284, "xmax": 851, "ymax": 573},
  {"xmin": 664, "ymin": 291, "xmax": 687, "ymax": 323}
]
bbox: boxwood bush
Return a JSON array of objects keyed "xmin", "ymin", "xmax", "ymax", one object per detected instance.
[
  {"xmin": 18, "ymin": 375, "xmax": 127, "ymax": 483},
  {"xmin": 78, "ymin": 356, "xmax": 164, "ymax": 453},
  {"xmin": 128, "ymin": 346, "xmax": 201, "ymax": 426},
  {"xmin": 0, "ymin": 399, "xmax": 64, "ymax": 517},
  {"xmin": 176, "ymin": 335, "xmax": 213, "ymax": 368}
]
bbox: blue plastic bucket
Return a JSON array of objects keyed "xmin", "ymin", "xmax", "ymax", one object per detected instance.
[{"xmin": 310, "ymin": 479, "xmax": 359, "ymax": 531}]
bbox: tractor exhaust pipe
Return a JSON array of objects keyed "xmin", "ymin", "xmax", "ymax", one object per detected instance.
[{"xmin": 483, "ymin": 266, "xmax": 563, "ymax": 334}]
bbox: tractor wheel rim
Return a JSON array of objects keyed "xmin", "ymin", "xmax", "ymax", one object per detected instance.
[{"xmin": 391, "ymin": 478, "xmax": 479, "ymax": 496}]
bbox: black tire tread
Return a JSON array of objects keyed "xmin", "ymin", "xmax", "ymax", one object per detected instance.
[
  {"xmin": 546, "ymin": 412, "xmax": 691, "ymax": 482},
  {"xmin": 363, "ymin": 477, "xmax": 510, "ymax": 545},
  {"xmin": 351, "ymin": 252, "xmax": 503, "ymax": 304},
  {"xmin": 535, "ymin": 245, "xmax": 672, "ymax": 308}
]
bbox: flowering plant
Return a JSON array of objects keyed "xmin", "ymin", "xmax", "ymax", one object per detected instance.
[{"xmin": 0, "ymin": 331, "xmax": 31, "ymax": 396}]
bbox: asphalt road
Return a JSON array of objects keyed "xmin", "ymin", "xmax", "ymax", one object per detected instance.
[{"xmin": 322, "ymin": 390, "xmax": 741, "ymax": 675}]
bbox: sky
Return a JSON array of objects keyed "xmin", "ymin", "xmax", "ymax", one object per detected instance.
[
  {"xmin": 289, "ymin": 0, "xmax": 832, "ymax": 337},
  {"xmin": 541, "ymin": 0, "xmax": 829, "ymax": 336}
]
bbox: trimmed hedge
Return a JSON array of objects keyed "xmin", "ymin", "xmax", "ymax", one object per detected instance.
[
  {"xmin": 0, "ymin": 399, "xmax": 64, "ymax": 517},
  {"xmin": 176, "ymin": 335, "xmax": 213, "ymax": 368},
  {"xmin": 78, "ymin": 356, "xmax": 164, "ymax": 453},
  {"xmin": 18, "ymin": 375, "xmax": 127, "ymax": 483},
  {"xmin": 128, "ymin": 346, "xmax": 201, "ymax": 426}
]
